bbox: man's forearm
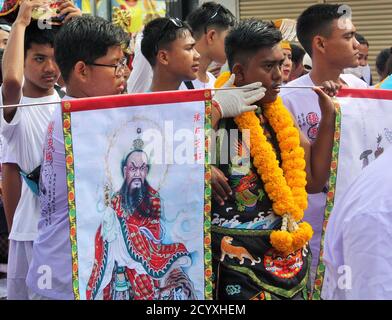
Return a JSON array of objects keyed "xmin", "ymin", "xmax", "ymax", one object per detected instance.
[
  {"xmin": 2, "ymin": 163, "xmax": 22, "ymax": 232},
  {"xmin": 308, "ymin": 113, "xmax": 335, "ymax": 193},
  {"xmin": 2, "ymin": 21, "xmax": 27, "ymax": 111}
]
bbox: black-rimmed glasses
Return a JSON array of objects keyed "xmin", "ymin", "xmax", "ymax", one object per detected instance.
[
  {"xmin": 154, "ymin": 17, "xmax": 184, "ymax": 55},
  {"xmin": 89, "ymin": 57, "xmax": 128, "ymax": 77}
]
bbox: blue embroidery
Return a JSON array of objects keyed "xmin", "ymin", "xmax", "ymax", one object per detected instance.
[{"xmin": 226, "ymin": 285, "xmax": 241, "ymax": 296}]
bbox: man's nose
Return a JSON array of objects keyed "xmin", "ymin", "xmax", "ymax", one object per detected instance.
[
  {"xmin": 353, "ymin": 37, "xmax": 360, "ymax": 49},
  {"xmin": 44, "ymin": 60, "xmax": 57, "ymax": 73},
  {"xmin": 272, "ymin": 65, "xmax": 282, "ymax": 82},
  {"xmin": 194, "ymin": 48, "xmax": 201, "ymax": 61}
]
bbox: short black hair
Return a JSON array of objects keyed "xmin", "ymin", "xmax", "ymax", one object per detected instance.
[
  {"xmin": 376, "ymin": 48, "xmax": 392, "ymax": 76},
  {"xmin": 387, "ymin": 48, "xmax": 392, "ymax": 76},
  {"xmin": 225, "ymin": 19, "xmax": 282, "ymax": 71},
  {"xmin": 141, "ymin": 17, "xmax": 192, "ymax": 67},
  {"xmin": 24, "ymin": 21, "xmax": 60, "ymax": 56},
  {"xmin": 290, "ymin": 43, "xmax": 306, "ymax": 66},
  {"xmin": 54, "ymin": 15, "xmax": 129, "ymax": 82},
  {"xmin": 186, "ymin": 2, "xmax": 236, "ymax": 39},
  {"xmin": 355, "ymin": 33, "xmax": 369, "ymax": 47},
  {"xmin": 297, "ymin": 4, "xmax": 345, "ymax": 56}
]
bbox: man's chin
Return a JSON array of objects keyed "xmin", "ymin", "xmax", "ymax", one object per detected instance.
[
  {"xmin": 349, "ymin": 60, "xmax": 360, "ymax": 68},
  {"xmin": 130, "ymin": 184, "xmax": 141, "ymax": 191},
  {"xmin": 261, "ymin": 93, "xmax": 279, "ymax": 104}
]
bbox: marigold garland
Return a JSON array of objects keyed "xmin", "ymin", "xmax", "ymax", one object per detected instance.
[{"xmin": 215, "ymin": 72, "xmax": 313, "ymax": 255}]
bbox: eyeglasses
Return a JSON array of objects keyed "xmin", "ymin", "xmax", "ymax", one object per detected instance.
[
  {"xmin": 154, "ymin": 17, "xmax": 184, "ymax": 55},
  {"xmin": 88, "ymin": 57, "xmax": 128, "ymax": 77}
]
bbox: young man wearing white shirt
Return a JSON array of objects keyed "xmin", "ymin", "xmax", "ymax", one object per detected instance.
[
  {"xmin": 128, "ymin": 2, "xmax": 235, "ymax": 93},
  {"xmin": 280, "ymin": 4, "xmax": 368, "ymax": 293},
  {"xmin": 1, "ymin": 0, "xmax": 80, "ymax": 299},
  {"xmin": 184, "ymin": 2, "xmax": 235, "ymax": 90},
  {"xmin": 26, "ymin": 15, "xmax": 129, "ymax": 300}
]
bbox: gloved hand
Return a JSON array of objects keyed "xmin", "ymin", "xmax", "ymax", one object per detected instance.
[{"xmin": 213, "ymin": 74, "xmax": 266, "ymax": 118}]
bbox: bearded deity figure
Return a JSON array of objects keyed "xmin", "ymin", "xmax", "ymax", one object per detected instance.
[{"xmin": 86, "ymin": 132, "xmax": 195, "ymax": 300}]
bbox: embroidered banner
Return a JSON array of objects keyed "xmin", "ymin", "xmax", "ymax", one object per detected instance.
[
  {"xmin": 62, "ymin": 90, "xmax": 212, "ymax": 300},
  {"xmin": 313, "ymin": 88, "xmax": 392, "ymax": 299}
]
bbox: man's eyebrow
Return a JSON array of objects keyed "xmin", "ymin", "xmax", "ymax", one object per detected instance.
[
  {"xmin": 262, "ymin": 59, "xmax": 281, "ymax": 64},
  {"xmin": 343, "ymin": 31, "xmax": 356, "ymax": 36}
]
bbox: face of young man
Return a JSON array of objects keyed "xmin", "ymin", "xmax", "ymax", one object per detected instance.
[
  {"xmin": 358, "ymin": 43, "xmax": 369, "ymax": 67},
  {"xmin": 323, "ymin": 19, "xmax": 360, "ymax": 69},
  {"xmin": 24, "ymin": 43, "xmax": 60, "ymax": 92},
  {"xmin": 165, "ymin": 30, "xmax": 200, "ymax": 81},
  {"xmin": 282, "ymin": 48, "xmax": 293, "ymax": 82},
  {"xmin": 86, "ymin": 45, "xmax": 127, "ymax": 96},
  {"xmin": 234, "ymin": 44, "xmax": 284, "ymax": 104},
  {"xmin": 208, "ymin": 28, "xmax": 230, "ymax": 65}
]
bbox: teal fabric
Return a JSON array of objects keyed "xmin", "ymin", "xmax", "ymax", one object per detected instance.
[{"xmin": 20, "ymin": 171, "xmax": 39, "ymax": 196}]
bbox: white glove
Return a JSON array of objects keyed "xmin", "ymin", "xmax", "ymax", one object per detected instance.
[{"xmin": 213, "ymin": 74, "xmax": 266, "ymax": 118}]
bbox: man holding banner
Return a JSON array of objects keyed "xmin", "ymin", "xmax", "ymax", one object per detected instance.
[
  {"xmin": 281, "ymin": 4, "xmax": 368, "ymax": 297},
  {"xmin": 212, "ymin": 19, "xmax": 339, "ymax": 300},
  {"xmin": 1, "ymin": 0, "xmax": 80, "ymax": 300},
  {"xmin": 26, "ymin": 15, "xmax": 130, "ymax": 300}
]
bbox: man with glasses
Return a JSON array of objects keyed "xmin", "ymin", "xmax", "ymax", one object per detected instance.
[
  {"xmin": 26, "ymin": 15, "xmax": 129, "ymax": 300},
  {"xmin": 0, "ymin": 0, "xmax": 81, "ymax": 300}
]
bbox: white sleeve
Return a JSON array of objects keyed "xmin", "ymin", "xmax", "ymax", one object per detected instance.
[
  {"xmin": 127, "ymin": 32, "xmax": 153, "ymax": 93},
  {"xmin": 342, "ymin": 212, "xmax": 392, "ymax": 299},
  {"xmin": 0, "ymin": 85, "xmax": 23, "ymax": 142}
]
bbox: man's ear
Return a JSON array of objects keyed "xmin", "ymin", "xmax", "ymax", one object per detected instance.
[
  {"xmin": 232, "ymin": 63, "xmax": 245, "ymax": 86},
  {"xmin": 156, "ymin": 49, "xmax": 169, "ymax": 66},
  {"xmin": 206, "ymin": 28, "xmax": 217, "ymax": 45},
  {"xmin": 123, "ymin": 166, "xmax": 127, "ymax": 177},
  {"xmin": 73, "ymin": 61, "xmax": 89, "ymax": 82},
  {"xmin": 313, "ymin": 35, "xmax": 326, "ymax": 55}
]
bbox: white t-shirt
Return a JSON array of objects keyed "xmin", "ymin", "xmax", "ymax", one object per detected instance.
[
  {"xmin": 0, "ymin": 89, "xmax": 60, "ymax": 241},
  {"xmin": 127, "ymin": 32, "xmax": 153, "ymax": 94},
  {"xmin": 179, "ymin": 72, "xmax": 216, "ymax": 90},
  {"xmin": 322, "ymin": 146, "xmax": 392, "ymax": 299},
  {"xmin": 281, "ymin": 73, "xmax": 368, "ymax": 285}
]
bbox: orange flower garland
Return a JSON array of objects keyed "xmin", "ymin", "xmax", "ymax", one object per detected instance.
[{"xmin": 215, "ymin": 72, "xmax": 313, "ymax": 255}]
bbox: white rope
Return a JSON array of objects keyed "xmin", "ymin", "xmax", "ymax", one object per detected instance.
[{"xmin": 0, "ymin": 86, "xmax": 322, "ymax": 109}]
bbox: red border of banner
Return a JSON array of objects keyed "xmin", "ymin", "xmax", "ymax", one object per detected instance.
[
  {"xmin": 337, "ymin": 88, "xmax": 392, "ymax": 100},
  {"xmin": 61, "ymin": 89, "xmax": 211, "ymax": 113}
]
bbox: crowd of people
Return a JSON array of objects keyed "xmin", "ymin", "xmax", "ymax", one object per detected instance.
[{"xmin": 0, "ymin": 0, "xmax": 391, "ymax": 300}]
